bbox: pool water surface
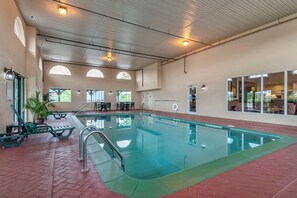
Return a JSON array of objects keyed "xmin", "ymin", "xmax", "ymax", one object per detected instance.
[{"xmin": 78, "ymin": 113, "xmax": 279, "ymax": 179}]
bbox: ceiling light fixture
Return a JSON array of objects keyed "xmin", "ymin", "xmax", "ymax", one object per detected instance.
[
  {"xmin": 59, "ymin": 6, "xmax": 67, "ymax": 15},
  {"xmin": 183, "ymin": 40, "xmax": 189, "ymax": 46},
  {"xmin": 107, "ymin": 57, "xmax": 112, "ymax": 62}
]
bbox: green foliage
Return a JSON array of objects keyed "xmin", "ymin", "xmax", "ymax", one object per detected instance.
[
  {"xmin": 288, "ymin": 91, "xmax": 297, "ymax": 103},
  {"xmin": 25, "ymin": 91, "xmax": 55, "ymax": 120}
]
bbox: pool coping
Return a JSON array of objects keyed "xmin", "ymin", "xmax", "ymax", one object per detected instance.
[{"xmin": 71, "ymin": 113, "xmax": 297, "ymax": 198}]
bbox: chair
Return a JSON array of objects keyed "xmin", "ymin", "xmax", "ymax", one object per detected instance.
[
  {"xmin": 105, "ymin": 102, "xmax": 111, "ymax": 111},
  {"xmin": 11, "ymin": 105, "xmax": 74, "ymax": 140},
  {"xmin": 288, "ymin": 103, "xmax": 296, "ymax": 115},
  {"xmin": 0, "ymin": 125, "xmax": 26, "ymax": 148},
  {"xmin": 50, "ymin": 111, "xmax": 68, "ymax": 119},
  {"xmin": 120, "ymin": 102, "xmax": 125, "ymax": 110},
  {"xmin": 130, "ymin": 102, "xmax": 135, "ymax": 110},
  {"xmin": 116, "ymin": 102, "xmax": 120, "ymax": 111}
]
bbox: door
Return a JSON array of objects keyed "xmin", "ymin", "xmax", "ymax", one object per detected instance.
[
  {"xmin": 13, "ymin": 74, "xmax": 25, "ymax": 122},
  {"xmin": 187, "ymin": 85, "xmax": 197, "ymax": 114}
]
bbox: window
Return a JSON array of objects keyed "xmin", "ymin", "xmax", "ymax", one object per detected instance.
[
  {"xmin": 227, "ymin": 70, "xmax": 297, "ymax": 116},
  {"xmin": 288, "ymin": 70, "xmax": 297, "ymax": 115},
  {"xmin": 14, "ymin": 16, "xmax": 25, "ymax": 46},
  {"xmin": 263, "ymin": 72, "xmax": 284, "ymax": 114},
  {"xmin": 227, "ymin": 77, "xmax": 242, "ymax": 111},
  {"xmin": 86, "ymin": 89, "xmax": 104, "ymax": 102},
  {"xmin": 49, "ymin": 88, "xmax": 71, "ymax": 102},
  {"xmin": 116, "ymin": 90, "xmax": 131, "ymax": 102},
  {"xmin": 244, "ymin": 75, "xmax": 262, "ymax": 113},
  {"xmin": 116, "ymin": 72, "xmax": 131, "ymax": 80},
  {"xmin": 49, "ymin": 65, "xmax": 71, "ymax": 75},
  {"xmin": 86, "ymin": 69, "xmax": 104, "ymax": 78}
]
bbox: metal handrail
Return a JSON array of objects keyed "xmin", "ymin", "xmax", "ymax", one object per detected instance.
[
  {"xmin": 78, "ymin": 125, "xmax": 97, "ymax": 161},
  {"xmin": 81, "ymin": 130, "xmax": 125, "ymax": 173}
]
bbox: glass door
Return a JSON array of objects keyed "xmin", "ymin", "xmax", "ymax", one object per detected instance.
[
  {"xmin": 13, "ymin": 74, "xmax": 25, "ymax": 122},
  {"xmin": 188, "ymin": 85, "xmax": 197, "ymax": 114}
]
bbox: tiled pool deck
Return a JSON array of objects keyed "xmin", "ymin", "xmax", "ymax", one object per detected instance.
[{"xmin": 0, "ymin": 110, "xmax": 297, "ymax": 197}]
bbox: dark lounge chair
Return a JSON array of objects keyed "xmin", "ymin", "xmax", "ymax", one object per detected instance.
[
  {"xmin": 0, "ymin": 128, "xmax": 26, "ymax": 148},
  {"xmin": 50, "ymin": 111, "xmax": 68, "ymax": 119},
  {"xmin": 0, "ymin": 105, "xmax": 75, "ymax": 148}
]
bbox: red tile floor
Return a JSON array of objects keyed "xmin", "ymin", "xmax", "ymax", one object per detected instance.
[{"xmin": 0, "ymin": 111, "xmax": 297, "ymax": 198}]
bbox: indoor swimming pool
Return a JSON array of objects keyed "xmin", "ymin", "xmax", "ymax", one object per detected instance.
[{"xmin": 78, "ymin": 113, "xmax": 280, "ymax": 179}]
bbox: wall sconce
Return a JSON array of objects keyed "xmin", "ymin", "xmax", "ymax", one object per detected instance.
[
  {"xmin": 77, "ymin": 90, "xmax": 81, "ymax": 94},
  {"xmin": 201, "ymin": 84, "xmax": 207, "ymax": 90},
  {"xmin": 4, "ymin": 67, "xmax": 15, "ymax": 81},
  {"xmin": 109, "ymin": 90, "xmax": 113, "ymax": 95}
]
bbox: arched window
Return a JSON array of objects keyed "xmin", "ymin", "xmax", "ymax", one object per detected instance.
[
  {"xmin": 116, "ymin": 72, "xmax": 131, "ymax": 80},
  {"xmin": 86, "ymin": 69, "xmax": 104, "ymax": 78},
  {"xmin": 38, "ymin": 58, "xmax": 43, "ymax": 71},
  {"xmin": 49, "ymin": 65, "xmax": 71, "ymax": 75},
  {"xmin": 14, "ymin": 16, "xmax": 25, "ymax": 46}
]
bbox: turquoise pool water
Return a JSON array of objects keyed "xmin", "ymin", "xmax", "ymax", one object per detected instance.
[{"xmin": 78, "ymin": 113, "xmax": 279, "ymax": 179}]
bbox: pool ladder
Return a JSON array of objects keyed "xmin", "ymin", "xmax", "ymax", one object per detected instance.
[{"xmin": 78, "ymin": 126, "xmax": 125, "ymax": 173}]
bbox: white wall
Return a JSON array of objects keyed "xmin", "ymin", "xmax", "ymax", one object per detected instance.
[
  {"xmin": 142, "ymin": 18, "xmax": 297, "ymax": 126},
  {"xmin": 43, "ymin": 61, "xmax": 141, "ymax": 111}
]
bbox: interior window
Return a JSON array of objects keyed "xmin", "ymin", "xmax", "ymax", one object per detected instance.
[
  {"xmin": 243, "ymin": 74, "xmax": 262, "ymax": 113},
  {"xmin": 263, "ymin": 72, "xmax": 284, "ymax": 114},
  {"xmin": 227, "ymin": 77, "xmax": 242, "ymax": 112},
  {"xmin": 288, "ymin": 70, "xmax": 297, "ymax": 115}
]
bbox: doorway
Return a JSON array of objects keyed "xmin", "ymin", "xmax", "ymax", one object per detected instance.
[
  {"xmin": 187, "ymin": 85, "xmax": 197, "ymax": 114},
  {"xmin": 13, "ymin": 74, "xmax": 25, "ymax": 122}
]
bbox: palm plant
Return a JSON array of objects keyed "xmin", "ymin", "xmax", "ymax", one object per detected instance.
[{"xmin": 25, "ymin": 91, "xmax": 55, "ymax": 124}]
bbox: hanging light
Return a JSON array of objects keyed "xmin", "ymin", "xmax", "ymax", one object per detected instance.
[
  {"xmin": 183, "ymin": 40, "xmax": 189, "ymax": 46},
  {"xmin": 107, "ymin": 56, "xmax": 112, "ymax": 62},
  {"xmin": 59, "ymin": 6, "xmax": 67, "ymax": 15},
  {"xmin": 4, "ymin": 67, "xmax": 15, "ymax": 81}
]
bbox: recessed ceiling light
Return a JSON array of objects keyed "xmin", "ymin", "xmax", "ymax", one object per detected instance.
[
  {"xmin": 183, "ymin": 40, "xmax": 189, "ymax": 46},
  {"xmin": 59, "ymin": 6, "xmax": 67, "ymax": 15}
]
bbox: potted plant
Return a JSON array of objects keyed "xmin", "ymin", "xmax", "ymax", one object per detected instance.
[{"xmin": 25, "ymin": 91, "xmax": 55, "ymax": 124}]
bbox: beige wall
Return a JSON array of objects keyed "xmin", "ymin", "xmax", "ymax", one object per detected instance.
[
  {"xmin": 43, "ymin": 61, "xmax": 141, "ymax": 111},
  {"xmin": 142, "ymin": 18, "xmax": 297, "ymax": 126},
  {"xmin": 0, "ymin": 0, "xmax": 26, "ymax": 131},
  {"xmin": 0, "ymin": 0, "xmax": 42, "ymax": 129}
]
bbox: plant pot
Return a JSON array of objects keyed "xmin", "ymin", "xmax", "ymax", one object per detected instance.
[{"xmin": 35, "ymin": 118, "xmax": 45, "ymax": 124}]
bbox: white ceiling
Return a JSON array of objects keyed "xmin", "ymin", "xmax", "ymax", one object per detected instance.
[{"xmin": 15, "ymin": 0, "xmax": 297, "ymax": 70}]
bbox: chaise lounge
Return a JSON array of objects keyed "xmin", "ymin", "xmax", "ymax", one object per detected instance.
[{"xmin": 0, "ymin": 105, "xmax": 75, "ymax": 148}]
